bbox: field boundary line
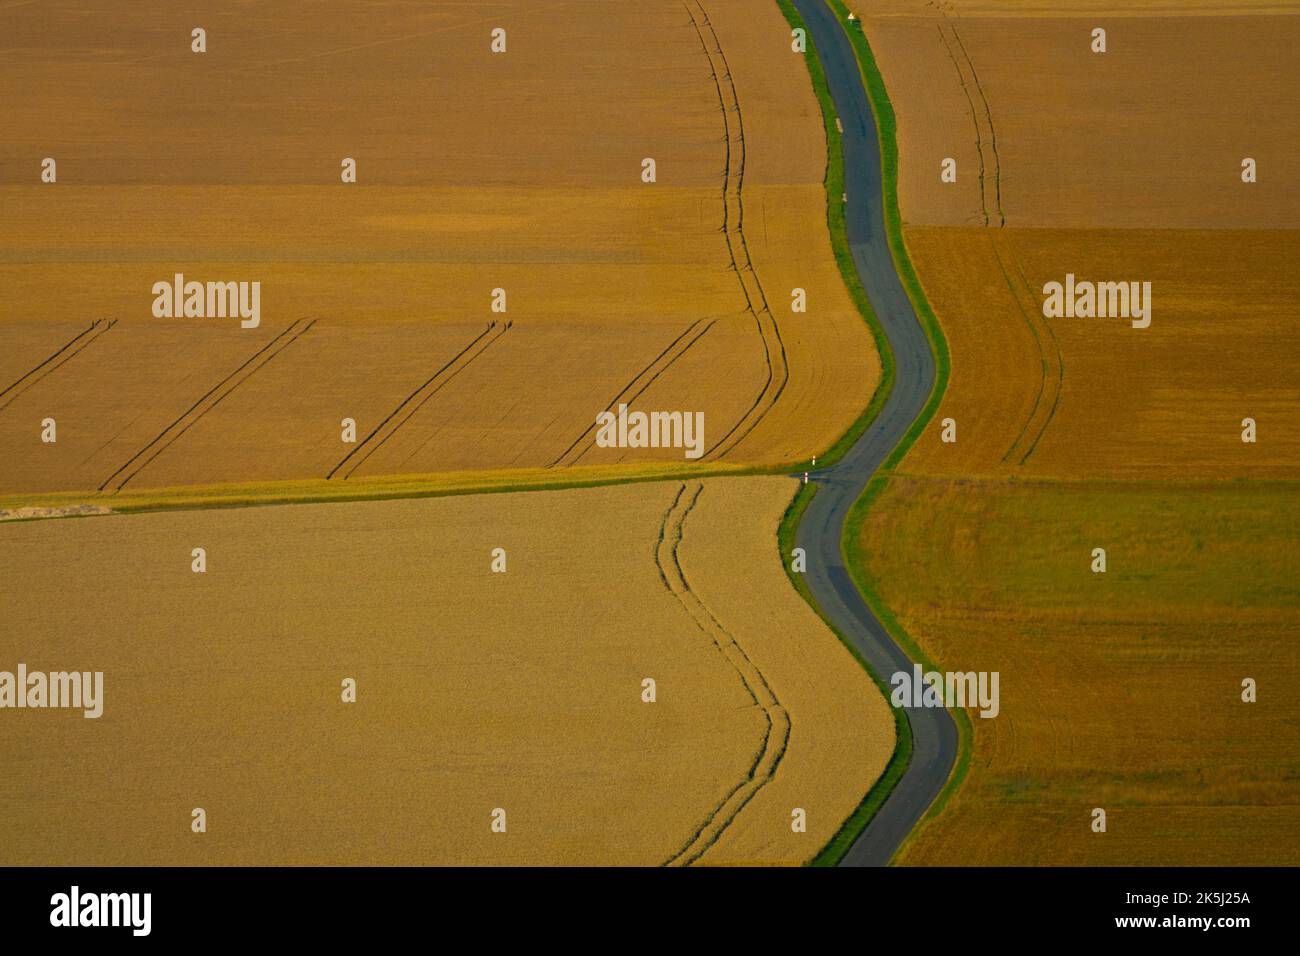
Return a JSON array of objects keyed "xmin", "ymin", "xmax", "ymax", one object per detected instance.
[
  {"xmin": 0, "ymin": 319, "xmax": 117, "ymax": 412},
  {"xmin": 7, "ymin": 471, "xmax": 1297, "ymax": 526},
  {"xmin": 657, "ymin": 481, "xmax": 791, "ymax": 866}
]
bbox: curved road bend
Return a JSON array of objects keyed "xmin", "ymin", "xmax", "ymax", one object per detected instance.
[{"xmin": 789, "ymin": 0, "xmax": 958, "ymax": 866}]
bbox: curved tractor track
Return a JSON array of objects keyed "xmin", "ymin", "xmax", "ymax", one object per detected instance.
[
  {"xmin": 790, "ymin": 0, "xmax": 958, "ymax": 866},
  {"xmin": 682, "ymin": 0, "xmax": 789, "ymax": 462},
  {"xmin": 656, "ymin": 481, "xmax": 790, "ymax": 866}
]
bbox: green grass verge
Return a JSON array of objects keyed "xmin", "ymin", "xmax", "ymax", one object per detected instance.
[{"xmin": 0, "ymin": 461, "xmax": 761, "ymax": 523}]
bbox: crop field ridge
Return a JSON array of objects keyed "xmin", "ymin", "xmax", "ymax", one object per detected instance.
[
  {"xmin": 682, "ymin": 0, "xmax": 790, "ymax": 462},
  {"xmin": 656, "ymin": 480, "xmax": 791, "ymax": 866},
  {"xmin": 549, "ymin": 318, "xmax": 716, "ymax": 468},
  {"xmin": 98, "ymin": 318, "xmax": 316, "ymax": 493},
  {"xmin": 331, "ymin": 323, "xmax": 512, "ymax": 480},
  {"xmin": 0, "ymin": 318, "xmax": 117, "ymax": 412}
]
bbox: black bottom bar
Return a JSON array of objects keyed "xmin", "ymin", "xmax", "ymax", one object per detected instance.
[{"xmin": 2, "ymin": 866, "xmax": 1290, "ymax": 943}]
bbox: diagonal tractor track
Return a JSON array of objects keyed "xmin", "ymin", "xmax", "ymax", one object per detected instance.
[
  {"xmin": 328, "ymin": 323, "xmax": 511, "ymax": 480},
  {"xmin": 0, "ymin": 318, "xmax": 117, "ymax": 412},
  {"xmin": 99, "ymin": 318, "xmax": 316, "ymax": 493},
  {"xmin": 549, "ymin": 318, "xmax": 717, "ymax": 468}
]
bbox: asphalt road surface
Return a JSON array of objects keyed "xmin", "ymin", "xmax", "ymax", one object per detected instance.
[{"xmin": 790, "ymin": 0, "xmax": 959, "ymax": 867}]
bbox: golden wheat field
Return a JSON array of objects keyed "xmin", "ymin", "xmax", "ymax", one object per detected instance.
[
  {"xmin": 0, "ymin": 0, "xmax": 878, "ymax": 503},
  {"xmin": 0, "ymin": 476, "xmax": 892, "ymax": 866},
  {"xmin": 901, "ymin": 227, "xmax": 1300, "ymax": 479}
]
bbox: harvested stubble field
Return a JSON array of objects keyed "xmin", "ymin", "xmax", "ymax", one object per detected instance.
[
  {"xmin": 0, "ymin": 477, "xmax": 892, "ymax": 866},
  {"xmin": 0, "ymin": 0, "xmax": 878, "ymax": 503},
  {"xmin": 864, "ymin": 7, "xmax": 1300, "ymax": 230},
  {"xmin": 854, "ymin": 2, "xmax": 1300, "ymax": 863}
]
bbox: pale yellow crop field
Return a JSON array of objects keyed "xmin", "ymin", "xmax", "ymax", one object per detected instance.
[{"xmin": 0, "ymin": 476, "xmax": 891, "ymax": 865}]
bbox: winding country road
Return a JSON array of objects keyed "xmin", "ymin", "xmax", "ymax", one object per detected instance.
[{"xmin": 790, "ymin": 0, "xmax": 959, "ymax": 866}]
